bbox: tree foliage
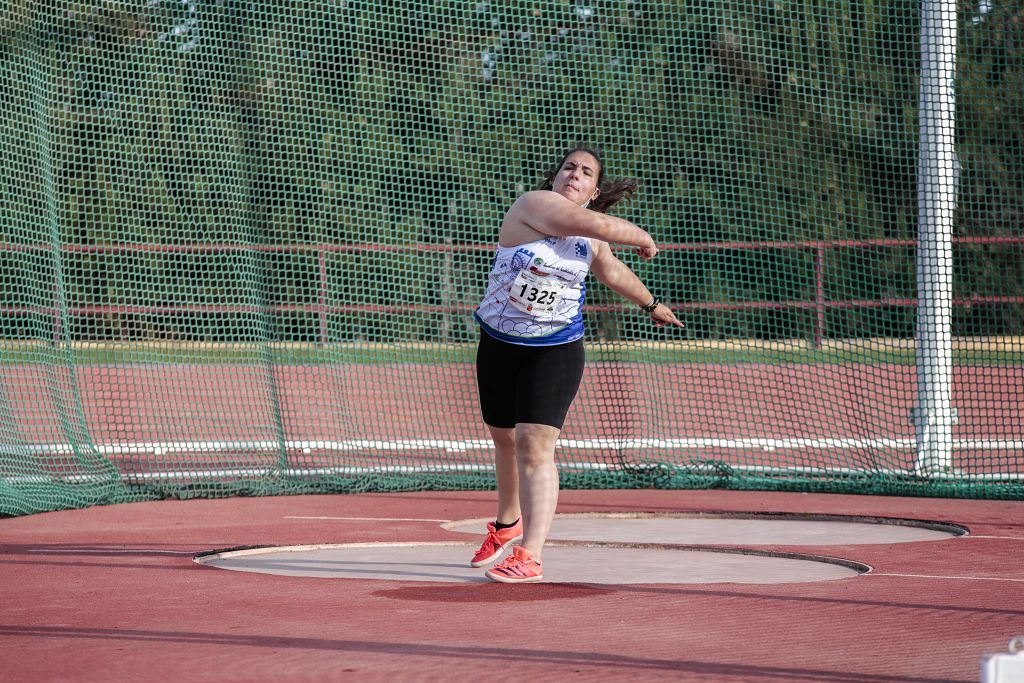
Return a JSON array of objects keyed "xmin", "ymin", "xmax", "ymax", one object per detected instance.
[{"xmin": 0, "ymin": 0, "xmax": 1020, "ymax": 341}]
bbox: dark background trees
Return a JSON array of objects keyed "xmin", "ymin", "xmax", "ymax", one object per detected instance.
[{"xmin": 1, "ymin": 0, "xmax": 1020, "ymax": 342}]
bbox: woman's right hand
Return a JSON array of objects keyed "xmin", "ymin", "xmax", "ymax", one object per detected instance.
[{"xmin": 634, "ymin": 240, "xmax": 658, "ymax": 260}]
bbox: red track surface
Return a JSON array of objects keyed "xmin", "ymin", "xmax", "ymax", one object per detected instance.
[
  {"xmin": 6, "ymin": 363, "xmax": 1021, "ymax": 442},
  {"xmin": 2, "ymin": 490, "xmax": 1022, "ymax": 682},
  {"xmin": 5, "ymin": 363, "xmax": 1020, "ymax": 479}
]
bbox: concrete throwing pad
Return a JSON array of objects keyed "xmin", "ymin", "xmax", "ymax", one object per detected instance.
[
  {"xmin": 195, "ymin": 513, "xmax": 962, "ymax": 584},
  {"xmin": 194, "ymin": 542, "xmax": 867, "ymax": 584},
  {"xmin": 444, "ymin": 513, "xmax": 966, "ymax": 546}
]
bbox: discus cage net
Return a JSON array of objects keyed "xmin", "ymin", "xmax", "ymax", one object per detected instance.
[{"xmin": 1, "ymin": 0, "xmax": 1021, "ymax": 516}]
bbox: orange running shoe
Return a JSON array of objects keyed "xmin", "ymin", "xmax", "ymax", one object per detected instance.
[
  {"xmin": 469, "ymin": 520, "xmax": 523, "ymax": 568},
  {"xmin": 485, "ymin": 546, "xmax": 543, "ymax": 583}
]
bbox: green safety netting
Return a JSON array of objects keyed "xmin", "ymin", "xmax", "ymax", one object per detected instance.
[{"xmin": 1, "ymin": 0, "xmax": 1021, "ymax": 516}]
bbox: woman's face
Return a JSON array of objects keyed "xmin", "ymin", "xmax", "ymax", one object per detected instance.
[{"xmin": 552, "ymin": 150, "xmax": 601, "ymax": 206}]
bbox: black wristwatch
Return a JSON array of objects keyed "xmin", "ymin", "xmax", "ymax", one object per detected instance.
[{"xmin": 641, "ymin": 297, "xmax": 660, "ymax": 313}]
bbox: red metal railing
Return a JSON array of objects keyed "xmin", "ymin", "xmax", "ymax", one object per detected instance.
[{"xmin": 3, "ymin": 237, "xmax": 1022, "ymax": 346}]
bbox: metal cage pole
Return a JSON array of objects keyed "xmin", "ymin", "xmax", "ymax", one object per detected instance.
[{"xmin": 913, "ymin": 0, "xmax": 959, "ymax": 474}]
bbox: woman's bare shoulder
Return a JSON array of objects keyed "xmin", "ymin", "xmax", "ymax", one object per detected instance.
[
  {"xmin": 499, "ymin": 193, "xmax": 554, "ymax": 246},
  {"xmin": 589, "ymin": 237, "xmax": 610, "ymax": 258},
  {"xmin": 510, "ymin": 190, "xmax": 562, "ymax": 211}
]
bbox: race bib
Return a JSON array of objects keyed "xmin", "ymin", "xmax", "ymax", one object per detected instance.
[{"xmin": 508, "ymin": 267, "xmax": 566, "ymax": 316}]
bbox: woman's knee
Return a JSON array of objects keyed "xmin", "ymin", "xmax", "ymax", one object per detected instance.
[
  {"xmin": 488, "ymin": 425, "xmax": 516, "ymax": 452},
  {"xmin": 514, "ymin": 423, "xmax": 559, "ymax": 468}
]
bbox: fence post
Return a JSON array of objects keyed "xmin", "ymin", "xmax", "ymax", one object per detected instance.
[
  {"xmin": 814, "ymin": 244, "xmax": 825, "ymax": 349},
  {"xmin": 318, "ymin": 248, "xmax": 327, "ymax": 344}
]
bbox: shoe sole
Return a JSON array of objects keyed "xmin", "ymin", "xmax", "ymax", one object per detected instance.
[
  {"xmin": 469, "ymin": 534, "xmax": 523, "ymax": 568},
  {"xmin": 484, "ymin": 569, "xmax": 543, "ymax": 584}
]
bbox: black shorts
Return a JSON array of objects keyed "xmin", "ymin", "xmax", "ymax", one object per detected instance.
[{"xmin": 476, "ymin": 329, "xmax": 586, "ymax": 430}]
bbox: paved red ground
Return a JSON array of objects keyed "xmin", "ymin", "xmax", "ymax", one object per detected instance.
[
  {"xmin": 7, "ymin": 364, "xmax": 1021, "ymax": 443},
  {"xmin": 6, "ymin": 363, "xmax": 1021, "ymax": 487},
  {"xmin": 1, "ymin": 490, "xmax": 1022, "ymax": 681}
]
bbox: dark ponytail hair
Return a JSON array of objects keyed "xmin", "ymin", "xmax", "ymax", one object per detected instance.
[{"xmin": 534, "ymin": 146, "xmax": 638, "ymax": 214}]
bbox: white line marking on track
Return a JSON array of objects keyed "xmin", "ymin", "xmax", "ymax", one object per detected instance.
[
  {"xmin": 960, "ymin": 535, "xmax": 1024, "ymax": 540},
  {"xmin": 26, "ymin": 548, "xmax": 194, "ymax": 555},
  {"xmin": 4, "ymin": 440, "xmax": 1022, "ymax": 483},
  {"xmin": 868, "ymin": 573, "xmax": 1024, "ymax": 583},
  {"xmin": 284, "ymin": 516, "xmax": 451, "ymax": 523},
  {"xmin": 9, "ymin": 437, "xmax": 1024, "ymax": 456}
]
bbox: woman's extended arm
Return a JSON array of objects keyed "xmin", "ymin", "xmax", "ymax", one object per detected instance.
[
  {"xmin": 501, "ymin": 191, "xmax": 656, "ymax": 254},
  {"xmin": 589, "ymin": 240, "xmax": 684, "ymax": 328}
]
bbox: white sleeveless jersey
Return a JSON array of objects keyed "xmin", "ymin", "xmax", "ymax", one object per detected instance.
[{"xmin": 474, "ymin": 235, "xmax": 594, "ymax": 345}]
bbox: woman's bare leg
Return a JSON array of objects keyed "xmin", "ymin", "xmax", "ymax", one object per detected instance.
[
  {"xmin": 514, "ymin": 422, "xmax": 561, "ymax": 560},
  {"xmin": 487, "ymin": 425, "xmax": 520, "ymax": 524}
]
